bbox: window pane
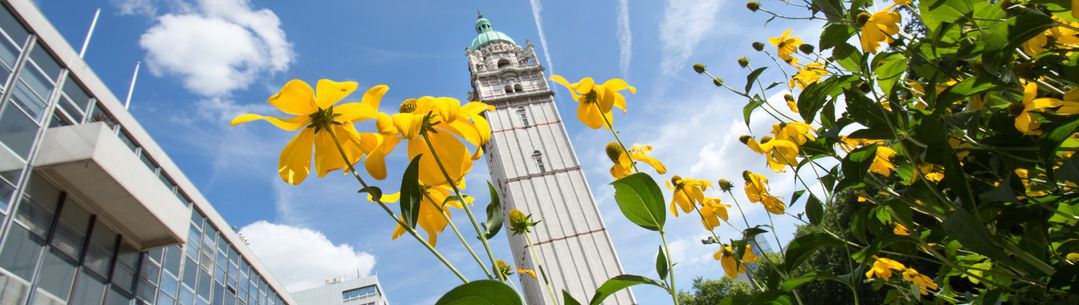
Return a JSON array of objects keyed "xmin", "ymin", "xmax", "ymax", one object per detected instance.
[
  {"xmin": 87, "ymin": 103, "xmax": 117, "ymax": 129},
  {"xmin": 36, "ymin": 249, "xmax": 78, "ymax": 301},
  {"xmin": 178, "ymin": 287, "xmax": 194, "ymax": 305},
  {"xmin": 28, "ymin": 44, "xmax": 61, "ymax": 82},
  {"xmin": 0, "ymin": 6, "xmax": 27, "ymax": 48},
  {"xmin": 57, "ymin": 98, "xmax": 83, "ymax": 123},
  {"xmin": 103, "ymin": 286, "xmax": 132, "ymax": 305},
  {"xmin": 51, "ymin": 199, "xmax": 91, "ymax": 258},
  {"xmin": 157, "ymin": 291, "xmax": 175, "ymax": 305},
  {"xmin": 0, "ymin": 271, "xmax": 31, "ymax": 305},
  {"xmin": 0, "ymin": 39, "xmax": 16, "ymax": 84},
  {"xmin": 196, "ymin": 269, "xmax": 210, "ymax": 299},
  {"xmin": 17, "ymin": 71, "xmax": 53, "ymax": 117},
  {"xmin": 0, "ymin": 225, "xmax": 43, "ymax": 280},
  {"xmin": 182, "ymin": 257, "xmax": 197, "ymax": 288},
  {"xmin": 69, "ymin": 270, "xmax": 106, "ymax": 305},
  {"xmin": 0, "ymin": 104, "xmax": 39, "ymax": 158},
  {"xmin": 164, "ymin": 246, "xmax": 182, "ymax": 275},
  {"xmin": 137, "ymin": 277, "xmax": 156, "ymax": 303},
  {"xmin": 84, "ymin": 221, "xmax": 117, "ymax": 276},
  {"xmin": 161, "ymin": 271, "xmax": 179, "ymax": 297},
  {"xmin": 62, "ymin": 79, "xmax": 92, "ymax": 111}
]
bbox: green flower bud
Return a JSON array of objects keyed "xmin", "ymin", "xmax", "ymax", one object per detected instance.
[
  {"xmin": 605, "ymin": 142, "xmax": 625, "ymax": 163},
  {"xmin": 713, "ymin": 78, "xmax": 724, "ymax": 87},
  {"xmin": 752, "ymin": 42, "xmax": 765, "ymax": 51},
  {"xmin": 693, "ymin": 63, "xmax": 707, "ymax": 74},
  {"xmin": 746, "ymin": 1, "xmax": 760, "ymax": 11},
  {"xmin": 718, "ymin": 179, "xmax": 734, "ymax": 192},
  {"xmin": 799, "ymin": 44, "xmax": 815, "ymax": 54},
  {"xmin": 737, "ymin": 57, "xmax": 750, "ymax": 68},
  {"xmin": 856, "ymin": 12, "xmax": 871, "ymax": 27},
  {"xmin": 784, "ymin": 94, "xmax": 795, "ymax": 103}
]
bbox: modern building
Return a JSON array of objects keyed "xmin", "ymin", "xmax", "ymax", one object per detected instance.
[
  {"xmin": 291, "ymin": 276, "xmax": 388, "ymax": 305},
  {"xmin": 467, "ymin": 14, "xmax": 636, "ymax": 305},
  {"xmin": 0, "ymin": 1, "xmax": 294, "ymax": 305}
]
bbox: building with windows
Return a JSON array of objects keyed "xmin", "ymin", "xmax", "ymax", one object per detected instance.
[
  {"xmin": 291, "ymin": 276, "xmax": 388, "ymax": 305},
  {"xmin": 0, "ymin": 1, "xmax": 295, "ymax": 305},
  {"xmin": 467, "ymin": 14, "xmax": 636, "ymax": 305}
]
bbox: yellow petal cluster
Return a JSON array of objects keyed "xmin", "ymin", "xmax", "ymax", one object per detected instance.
[
  {"xmin": 667, "ymin": 176, "xmax": 712, "ymax": 216},
  {"xmin": 865, "ymin": 257, "xmax": 905, "ymax": 280},
  {"xmin": 893, "ymin": 224, "xmax": 910, "ymax": 236},
  {"xmin": 744, "ymin": 136, "xmax": 800, "ymax": 172},
  {"xmin": 837, "ymin": 136, "xmax": 883, "ymax": 153},
  {"xmin": 231, "ymin": 80, "xmax": 386, "ymax": 185},
  {"xmin": 550, "ymin": 75, "xmax": 636, "ymax": 129},
  {"xmin": 698, "ymin": 198, "xmax": 730, "ymax": 230},
  {"xmin": 789, "ymin": 62, "xmax": 829, "ymax": 90},
  {"xmin": 1023, "ymin": 17, "xmax": 1079, "ymax": 55},
  {"xmin": 860, "ymin": 5, "xmax": 901, "ymax": 54},
  {"xmin": 365, "ymin": 96, "xmax": 494, "ymax": 186},
  {"xmin": 715, "ymin": 244, "xmax": 759, "ymax": 278},
  {"xmin": 869, "ymin": 146, "xmax": 897, "ymax": 177},
  {"xmin": 1015, "ymin": 83, "xmax": 1079, "ymax": 135},
  {"xmin": 903, "ymin": 269, "xmax": 940, "ymax": 296},
  {"xmin": 608, "ymin": 143, "xmax": 667, "ymax": 179},
  {"xmin": 769, "ymin": 30, "xmax": 803, "ymax": 65},
  {"xmin": 743, "ymin": 171, "xmax": 785, "ymax": 214},
  {"xmin": 383, "ymin": 184, "xmax": 469, "ymax": 246}
]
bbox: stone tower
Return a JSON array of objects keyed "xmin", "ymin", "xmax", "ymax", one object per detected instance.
[{"xmin": 466, "ymin": 14, "xmax": 636, "ymax": 305}]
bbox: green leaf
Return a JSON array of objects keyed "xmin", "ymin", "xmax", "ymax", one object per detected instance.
[
  {"xmin": 780, "ymin": 271, "xmax": 844, "ymax": 291},
  {"xmin": 806, "ymin": 195, "xmax": 824, "ymax": 225},
  {"xmin": 589, "ymin": 275, "xmax": 666, "ymax": 305},
  {"xmin": 836, "ymin": 145, "xmax": 877, "ymax": 191},
  {"xmin": 610, "ymin": 173, "xmax": 667, "ymax": 231},
  {"xmin": 359, "ymin": 186, "xmax": 382, "ymax": 201},
  {"xmin": 819, "ymin": 24, "xmax": 853, "ymax": 51},
  {"xmin": 789, "ymin": 190, "xmax": 806, "ymax": 207},
  {"xmin": 872, "ymin": 52, "xmax": 908, "ymax": 95},
  {"xmin": 399, "ymin": 154, "xmax": 424, "ymax": 229},
  {"xmin": 563, "ymin": 291, "xmax": 583, "ymax": 305},
  {"xmin": 744, "ymin": 97, "xmax": 765, "ymax": 130},
  {"xmin": 797, "ymin": 75, "xmax": 859, "ymax": 123},
  {"xmin": 982, "ymin": 10, "xmax": 1053, "ymax": 75},
  {"xmin": 812, "ymin": 0, "xmax": 846, "ymax": 22},
  {"xmin": 782, "ymin": 233, "xmax": 844, "ymax": 272},
  {"xmin": 745, "ymin": 67, "xmax": 768, "ymax": 93},
  {"xmin": 832, "ymin": 43, "xmax": 863, "ymax": 73},
  {"xmin": 941, "ymin": 209, "xmax": 1011, "ymax": 264},
  {"xmin": 481, "ymin": 181, "xmax": 503, "ymax": 239},
  {"xmin": 937, "ymin": 74, "xmax": 999, "ymax": 108},
  {"xmin": 919, "ymin": 0, "xmax": 973, "ymax": 33},
  {"xmin": 1039, "ymin": 117, "xmax": 1079, "ymax": 174},
  {"xmin": 435, "ymin": 280, "xmax": 522, "ymax": 305},
  {"xmin": 655, "ymin": 246, "xmax": 669, "ymax": 280}
]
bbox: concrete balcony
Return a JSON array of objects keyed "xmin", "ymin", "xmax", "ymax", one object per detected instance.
[{"xmin": 32, "ymin": 122, "xmax": 189, "ymax": 250}]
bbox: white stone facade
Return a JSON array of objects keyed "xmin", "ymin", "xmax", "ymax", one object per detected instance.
[{"xmin": 468, "ymin": 37, "xmax": 636, "ymax": 305}]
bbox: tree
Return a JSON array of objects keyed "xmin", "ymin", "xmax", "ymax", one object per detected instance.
[{"xmin": 677, "ymin": 277, "xmax": 754, "ymax": 305}]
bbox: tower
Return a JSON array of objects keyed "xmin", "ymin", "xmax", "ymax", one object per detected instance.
[{"xmin": 466, "ymin": 14, "xmax": 635, "ymax": 305}]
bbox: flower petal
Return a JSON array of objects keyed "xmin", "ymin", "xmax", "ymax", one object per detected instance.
[
  {"xmin": 315, "ymin": 79, "xmax": 358, "ymax": 109},
  {"xmin": 268, "ymin": 80, "xmax": 317, "ymax": 115},
  {"xmin": 577, "ymin": 101, "xmax": 605, "ymax": 129},
  {"xmin": 360, "ymin": 84, "xmax": 390, "ymax": 110},
  {"xmin": 335, "ymin": 103, "xmax": 379, "ymax": 123},
  {"xmin": 364, "ymin": 136, "xmax": 402, "ymax": 180},
  {"xmin": 602, "ymin": 78, "xmax": 637, "ymax": 94},
  {"xmin": 230, "ymin": 114, "xmax": 310, "ymax": 130},
  {"xmin": 409, "ymin": 131, "xmax": 472, "ymax": 186},
  {"xmin": 278, "ymin": 128, "xmax": 315, "ymax": 185},
  {"xmin": 549, "ymin": 75, "xmax": 579, "ymax": 99}
]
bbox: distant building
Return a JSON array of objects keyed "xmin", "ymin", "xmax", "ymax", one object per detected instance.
[
  {"xmin": 291, "ymin": 276, "xmax": 388, "ymax": 305},
  {"xmin": 0, "ymin": 1, "xmax": 294, "ymax": 305},
  {"xmin": 752, "ymin": 235, "xmax": 775, "ymax": 256}
]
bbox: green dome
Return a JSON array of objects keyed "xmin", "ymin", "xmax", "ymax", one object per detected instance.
[{"xmin": 470, "ymin": 17, "xmax": 516, "ymax": 51}]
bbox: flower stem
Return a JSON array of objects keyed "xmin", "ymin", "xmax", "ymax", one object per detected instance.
[
  {"xmin": 324, "ymin": 127, "xmax": 467, "ymax": 283},
  {"xmin": 658, "ymin": 229, "xmax": 680, "ymax": 305},
  {"xmin": 524, "ymin": 234, "xmax": 562, "ymax": 305},
  {"xmin": 419, "ymin": 128, "xmax": 506, "ymax": 282},
  {"xmin": 595, "ymin": 103, "xmax": 639, "ymax": 173},
  {"xmin": 423, "ymin": 192, "xmax": 494, "ymax": 279}
]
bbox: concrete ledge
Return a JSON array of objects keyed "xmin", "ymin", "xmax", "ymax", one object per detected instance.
[{"xmin": 32, "ymin": 122, "xmax": 189, "ymax": 249}]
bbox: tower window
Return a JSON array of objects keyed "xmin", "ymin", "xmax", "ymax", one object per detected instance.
[
  {"xmin": 497, "ymin": 59, "xmax": 511, "ymax": 68},
  {"xmin": 516, "ymin": 107, "xmax": 528, "ymax": 126},
  {"xmin": 514, "ymin": 84, "xmax": 523, "ymax": 92},
  {"xmin": 504, "ymin": 85, "xmax": 512, "ymax": 94},
  {"xmin": 532, "ymin": 150, "xmax": 545, "ymax": 172}
]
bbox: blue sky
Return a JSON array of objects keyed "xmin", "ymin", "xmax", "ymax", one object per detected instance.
[{"xmin": 37, "ymin": 0, "xmax": 832, "ymax": 304}]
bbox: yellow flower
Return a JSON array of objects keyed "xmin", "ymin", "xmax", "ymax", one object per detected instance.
[
  {"xmin": 771, "ymin": 122, "xmax": 816, "ymax": 146},
  {"xmin": 769, "ymin": 30, "xmax": 803, "ymax": 65},
  {"xmin": 516, "ymin": 267, "xmax": 537, "ymax": 279},
  {"xmin": 893, "ymin": 224, "xmax": 910, "ymax": 236},
  {"xmin": 865, "ymin": 257, "xmax": 906, "ymax": 280},
  {"xmin": 902, "ymin": 268, "xmax": 939, "ymax": 296},
  {"xmin": 365, "ymin": 97, "xmax": 493, "ymax": 186},
  {"xmin": 1023, "ymin": 18, "xmax": 1079, "ymax": 55},
  {"xmin": 667, "ymin": 176, "xmax": 712, "ymax": 216},
  {"xmin": 382, "ymin": 184, "xmax": 468, "ymax": 246},
  {"xmin": 699, "ymin": 198, "xmax": 730, "ymax": 230},
  {"xmin": 508, "ymin": 209, "xmax": 541, "ymax": 235},
  {"xmin": 789, "ymin": 62, "xmax": 829, "ymax": 89},
  {"xmin": 743, "ymin": 171, "xmax": 785, "ymax": 214},
  {"xmin": 715, "ymin": 244, "xmax": 759, "ymax": 278},
  {"xmin": 1067, "ymin": 252, "xmax": 1079, "ymax": 262},
  {"xmin": 784, "ymin": 94, "xmax": 799, "ymax": 113},
  {"xmin": 919, "ymin": 163, "xmax": 944, "ymax": 183},
  {"xmin": 870, "ymin": 146, "xmax": 897, "ymax": 177},
  {"xmin": 1015, "ymin": 168, "xmax": 1049, "ymax": 197},
  {"xmin": 860, "ymin": 6, "xmax": 901, "ymax": 54},
  {"xmin": 895, "ymin": 0, "xmax": 912, "ymax": 5},
  {"xmin": 743, "ymin": 136, "xmax": 800, "ymax": 172},
  {"xmin": 837, "ymin": 136, "xmax": 883, "ymax": 153},
  {"xmin": 607, "ymin": 143, "xmax": 667, "ymax": 179},
  {"xmin": 1015, "ymin": 83, "xmax": 1067, "ymax": 135},
  {"xmin": 549, "ymin": 75, "xmax": 636, "ymax": 129},
  {"xmin": 231, "ymin": 80, "xmax": 386, "ymax": 185}
]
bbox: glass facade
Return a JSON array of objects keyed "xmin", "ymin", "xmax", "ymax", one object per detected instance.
[{"xmin": 0, "ymin": 2, "xmax": 291, "ymax": 305}]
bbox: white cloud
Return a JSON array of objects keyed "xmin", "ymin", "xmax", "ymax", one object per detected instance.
[
  {"xmin": 527, "ymin": 0, "xmax": 555, "ymax": 74},
  {"xmin": 617, "ymin": 0, "xmax": 632, "ymax": 78},
  {"xmin": 239, "ymin": 221, "xmax": 376, "ymax": 292},
  {"xmin": 113, "ymin": 0, "xmax": 157, "ymax": 17},
  {"xmin": 139, "ymin": 0, "xmax": 293, "ymax": 97},
  {"xmin": 658, "ymin": 0, "xmax": 722, "ymax": 75}
]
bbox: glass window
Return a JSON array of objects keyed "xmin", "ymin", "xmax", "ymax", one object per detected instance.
[
  {"xmin": 178, "ymin": 287, "xmax": 195, "ymax": 305},
  {"xmin": 0, "ymin": 5, "xmax": 28, "ymax": 48},
  {"xmin": 50, "ymin": 198, "xmax": 91, "ymax": 258},
  {"xmin": 28, "ymin": 43, "xmax": 62, "ymax": 82},
  {"xmin": 0, "ymin": 104, "xmax": 40, "ymax": 158},
  {"xmin": 0, "ymin": 175, "xmax": 16, "ymax": 210},
  {"xmin": 83, "ymin": 221, "xmax": 116, "ymax": 276},
  {"xmin": 160, "ymin": 272, "xmax": 179, "ymax": 298},
  {"xmin": 137, "ymin": 276, "xmax": 157, "ymax": 304},
  {"xmin": 0, "ymin": 271, "xmax": 31, "ymax": 305},
  {"xmin": 140, "ymin": 260, "xmax": 161, "ymax": 285},
  {"xmin": 196, "ymin": 269, "xmax": 211, "ymax": 299},
  {"xmin": 87, "ymin": 103, "xmax": 117, "ymax": 129},
  {"xmin": 69, "ymin": 270, "xmax": 106, "ymax": 305},
  {"xmin": 0, "ymin": 38, "xmax": 17, "ymax": 85},
  {"xmin": 212, "ymin": 282, "xmax": 223, "ymax": 305},
  {"xmin": 0, "ymin": 225, "xmax": 43, "ymax": 280},
  {"xmin": 164, "ymin": 246, "xmax": 182, "ymax": 275},
  {"xmin": 182, "ymin": 257, "xmax": 197, "ymax": 288},
  {"xmin": 158, "ymin": 290, "xmax": 176, "ymax": 305},
  {"xmin": 117, "ymin": 130, "xmax": 138, "ymax": 154},
  {"xmin": 62, "ymin": 79, "xmax": 92, "ymax": 111},
  {"xmin": 57, "ymin": 97, "xmax": 83, "ymax": 123},
  {"xmin": 36, "ymin": 249, "xmax": 78, "ymax": 301},
  {"xmin": 104, "ymin": 286, "xmax": 133, "ymax": 305},
  {"xmin": 16, "ymin": 174, "xmax": 59, "ymax": 236}
]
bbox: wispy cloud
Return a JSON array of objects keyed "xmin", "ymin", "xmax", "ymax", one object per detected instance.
[
  {"xmin": 617, "ymin": 0, "xmax": 632, "ymax": 78},
  {"xmin": 527, "ymin": 0, "xmax": 555, "ymax": 74},
  {"xmin": 658, "ymin": 0, "xmax": 722, "ymax": 75}
]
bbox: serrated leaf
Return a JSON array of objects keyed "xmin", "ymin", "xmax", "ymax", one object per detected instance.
[
  {"xmin": 435, "ymin": 280, "xmax": 522, "ymax": 305},
  {"xmin": 610, "ymin": 173, "xmax": 666, "ymax": 231},
  {"xmin": 589, "ymin": 275, "xmax": 666, "ymax": 305},
  {"xmin": 481, "ymin": 181, "xmax": 503, "ymax": 239},
  {"xmin": 400, "ymin": 154, "xmax": 424, "ymax": 229}
]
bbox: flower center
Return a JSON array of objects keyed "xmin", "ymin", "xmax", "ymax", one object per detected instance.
[
  {"xmin": 307, "ymin": 107, "xmax": 341, "ymax": 132},
  {"xmin": 604, "ymin": 142, "xmax": 624, "ymax": 163},
  {"xmin": 583, "ymin": 90, "xmax": 598, "ymax": 104},
  {"xmin": 399, "ymin": 98, "xmax": 417, "ymax": 113}
]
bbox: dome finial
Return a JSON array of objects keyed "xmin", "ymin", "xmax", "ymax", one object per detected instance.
[{"xmin": 477, "ymin": 10, "xmax": 483, "ymax": 19}]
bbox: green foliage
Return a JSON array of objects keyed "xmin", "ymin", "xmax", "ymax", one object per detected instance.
[
  {"xmin": 611, "ymin": 173, "xmax": 667, "ymax": 231},
  {"xmin": 480, "ymin": 181, "xmax": 503, "ymax": 239},
  {"xmin": 589, "ymin": 275, "xmax": 667, "ymax": 305},
  {"xmin": 434, "ymin": 280, "xmax": 522, "ymax": 305},
  {"xmin": 677, "ymin": 277, "xmax": 754, "ymax": 305},
  {"xmin": 399, "ymin": 154, "xmax": 423, "ymax": 229}
]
